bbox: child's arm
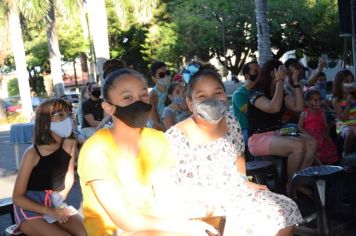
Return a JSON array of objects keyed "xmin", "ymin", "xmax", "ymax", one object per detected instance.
[
  {"xmin": 298, "ymin": 111, "xmax": 308, "ymax": 133},
  {"xmin": 162, "ymin": 110, "xmax": 175, "ymax": 130},
  {"xmin": 149, "ymin": 91, "xmax": 166, "ymax": 131}
]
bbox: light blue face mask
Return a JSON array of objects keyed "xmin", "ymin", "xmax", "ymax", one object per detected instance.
[
  {"xmin": 157, "ymin": 76, "xmax": 171, "ymax": 86},
  {"xmin": 172, "ymin": 95, "xmax": 185, "ymax": 105}
]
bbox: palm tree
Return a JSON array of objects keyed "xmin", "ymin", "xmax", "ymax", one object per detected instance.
[
  {"xmin": 85, "ymin": 0, "xmax": 159, "ymax": 84},
  {"xmin": 86, "ymin": 0, "xmax": 110, "ymax": 84},
  {"xmin": 2, "ymin": 1, "xmax": 33, "ymax": 119},
  {"xmin": 20, "ymin": 0, "xmax": 82, "ymax": 97},
  {"xmin": 255, "ymin": 0, "xmax": 272, "ymax": 64}
]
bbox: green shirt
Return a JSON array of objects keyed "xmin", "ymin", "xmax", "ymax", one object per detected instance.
[{"xmin": 232, "ymin": 84, "xmax": 248, "ymax": 129}]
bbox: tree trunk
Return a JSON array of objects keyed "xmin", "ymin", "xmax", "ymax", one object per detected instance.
[
  {"xmin": 8, "ymin": 6, "xmax": 33, "ymax": 120},
  {"xmin": 86, "ymin": 0, "xmax": 110, "ymax": 85},
  {"xmin": 255, "ymin": 0, "xmax": 272, "ymax": 65},
  {"xmin": 80, "ymin": 52, "xmax": 89, "ymax": 82},
  {"xmin": 47, "ymin": 0, "xmax": 65, "ymax": 97}
]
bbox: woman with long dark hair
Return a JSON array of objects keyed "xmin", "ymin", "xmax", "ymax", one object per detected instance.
[
  {"xmin": 12, "ymin": 98, "xmax": 87, "ymax": 236},
  {"xmin": 247, "ymin": 59, "xmax": 317, "ymax": 192}
]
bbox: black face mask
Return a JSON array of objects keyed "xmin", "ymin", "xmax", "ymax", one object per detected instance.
[
  {"xmin": 111, "ymin": 100, "xmax": 152, "ymax": 128},
  {"xmin": 91, "ymin": 89, "xmax": 101, "ymax": 98},
  {"xmin": 249, "ymin": 74, "xmax": 258, "ymax": 82}
]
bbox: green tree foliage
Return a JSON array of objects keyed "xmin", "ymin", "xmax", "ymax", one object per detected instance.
[
  {"xmin": 142, "ymin": 0, "xmax": 341, "ymax": 75},
  {"xmin": 107, "ymin": 1, "xmax": 150, "ymax": 76},
  {"xmin": 143, "ymin": 0, "xmax": 258, "ymax": 75},
  {"xmin": 8, "ymin": 78, "xmax": 19, "ymax": 96},
  {"xmin": 58, "ymin": 14, "xmax": 88, "ymax": 62},
  {"xmin": 23, "ymin": 20, "xmax": 49, "ymax": 71},
  {"xmin": 268, "ymin": 0, "xmax": 342, "ymax": 59}
]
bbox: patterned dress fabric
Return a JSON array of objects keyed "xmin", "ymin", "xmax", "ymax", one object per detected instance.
[{"xmin": 165, "ymin": 112, "xmax": 303, "ymax": 236}]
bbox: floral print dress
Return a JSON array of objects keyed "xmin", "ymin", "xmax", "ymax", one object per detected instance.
[{"xmin": 165, "ymin": 112, "xmax": 303, "ymax": 236}]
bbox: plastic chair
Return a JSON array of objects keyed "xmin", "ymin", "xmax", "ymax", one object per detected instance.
[
  {"xmin": 292, "ymin": 165, "xmax": 356, "ymax": 236},
  {"xmin": 245, "ymin": 148, "xmax": 282, "ymax": 193}
]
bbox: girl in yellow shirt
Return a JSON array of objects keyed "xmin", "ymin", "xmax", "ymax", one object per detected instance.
[{"xmin": 78, "ymin": 68, "xmax": 217, "ymax": 236}]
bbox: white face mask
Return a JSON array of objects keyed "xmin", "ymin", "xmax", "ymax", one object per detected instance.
[
  {"xmin": 157, "ymin": 76, "xmax": 171, "ymax": 86},
  {"xmin": 50, "ymin": 117, "xmax": 73, "ymax": 138}
]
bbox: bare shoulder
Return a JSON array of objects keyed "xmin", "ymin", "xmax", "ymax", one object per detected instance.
[
  {"xmin": 62, "ymin": 138, "xmax": 77, "ymax": 151},
  {"xmin": 174, "ymin": 117, "xmax": 191, "ymax": 130},
  {"xmin": 21, "ymin": 145, "xmax": 40, "ymax": 165},
  {"xmin": 174, "ymin": 117, "xmax": 195, "ymax": 137}
]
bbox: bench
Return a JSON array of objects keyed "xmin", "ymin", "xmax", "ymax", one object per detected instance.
[
  {"xmin": 0, "ymin": 198, "xmax": 15, "ymax": 224},
  {"xmin": 0, "ymin": 198, "xmax": 25, "ymax": 236}
]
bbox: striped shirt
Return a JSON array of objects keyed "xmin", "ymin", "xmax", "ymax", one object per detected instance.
[{"xmin": 336, "ymin": 99, "xmax": 356, "ymax": 133}]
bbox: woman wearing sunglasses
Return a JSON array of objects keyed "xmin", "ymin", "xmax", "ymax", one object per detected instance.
[
  {"xmin": 148, "ymin": 61, "xmax": 171, "ymax": 131},
  {"xmin": 12, "ymin": 98, "xmax": 87, "ymax": 235}
]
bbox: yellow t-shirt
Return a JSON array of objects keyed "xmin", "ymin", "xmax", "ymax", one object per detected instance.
[{"xmin": 78, "ymin": 128, "xmax": 174, "ymax": 236}]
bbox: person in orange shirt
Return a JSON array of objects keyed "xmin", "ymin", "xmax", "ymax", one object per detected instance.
[{"xmin": 78, "ymin": 68, "xmax": 218, "ymax": 236}]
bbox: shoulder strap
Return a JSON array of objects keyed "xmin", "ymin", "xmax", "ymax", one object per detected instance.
[{"xmin": 33, "ymin": 145, "xmax": 43, "ymax": 158}]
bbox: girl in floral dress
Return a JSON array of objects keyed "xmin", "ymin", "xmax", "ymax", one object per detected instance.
[
  {"xmin": 165, "ymin": 64, "xmax": 303, "ymax": 236},
  {"xmin": 298, "ymin": 89, "xmax": 339, "ymax": 164}
]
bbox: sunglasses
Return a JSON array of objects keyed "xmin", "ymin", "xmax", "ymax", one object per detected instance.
[{"xmin": 157, "ymin": 70, "xmax": 170, "ymax": 78}]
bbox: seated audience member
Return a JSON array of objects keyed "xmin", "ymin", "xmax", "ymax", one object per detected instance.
[
  {"xmin": 247, "ymin": 59, "xmax": 317, "ymax": 191},
  {"xmin": 78, "ymin": 69, "xmax": 217, "ymax": 236},
  {"xmin": 284, "ymin": 58, "xmax": 307, "ymax": 95},
  {"xmin": 232, "ymin": 61, "xmax": 260, "ymax": 143},
  {"xmin": 172, "ymin": 74, "xmax": 183, "ymax": 84},
  {"xmin": 81, "ymin": 82, "xmax": 104, "ymax": 137},
  {"xmin": 298, "ymin": 89, "xmax": 339, "ymax": 164},
  {"xmin": 165, "ymin": 63, "xmax": 302, "ymax": 236},
  {"xmin": 78, "ymin": 85, "xmax": 89, "ymax": 129},
  {"xmin": 332, "ymin": 70, "xmax": 356, "ymax": 156},
  {"xmin": 103, "ymin": 58, "xmax": 128, "ymax": 78},
  {"xmin": 12, "ymin": 98, "xmax": 87, "ymax": 236},
  {"xmin": 162, "ymin": 82, "xmax": 191, "ymax": 129},
  {"xmin": 282, "ymin": 58, "xmax": 310, "ymax": 127},
  {"xmin": 148, "ymin": 61, "xmax": 171, "ymax": 131}
]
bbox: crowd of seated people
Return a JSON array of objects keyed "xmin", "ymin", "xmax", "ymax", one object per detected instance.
[{"xmin": 12, "ymin": 55, "xmax": 356, "ymax": 236}]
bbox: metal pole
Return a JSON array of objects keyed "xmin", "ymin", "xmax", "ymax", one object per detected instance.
[{"xmin": 351, "ymin": 0, "xmax": 356, "ymax": 75}]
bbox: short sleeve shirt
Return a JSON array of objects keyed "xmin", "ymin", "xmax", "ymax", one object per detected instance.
[
  {"xmin": 81, "ymin": 98, "xmax": 104, "ymax": 128},
  {"xmin": 232, "ymin": 84, "xmax": 248, "ymax": 130},
  {"xmin": 78, "ymin": 128, "xmax": 174, "ymax": 235},
  {"xmin": 247, "ymin": 89, "xmax": 286, "ymax": 135}
]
